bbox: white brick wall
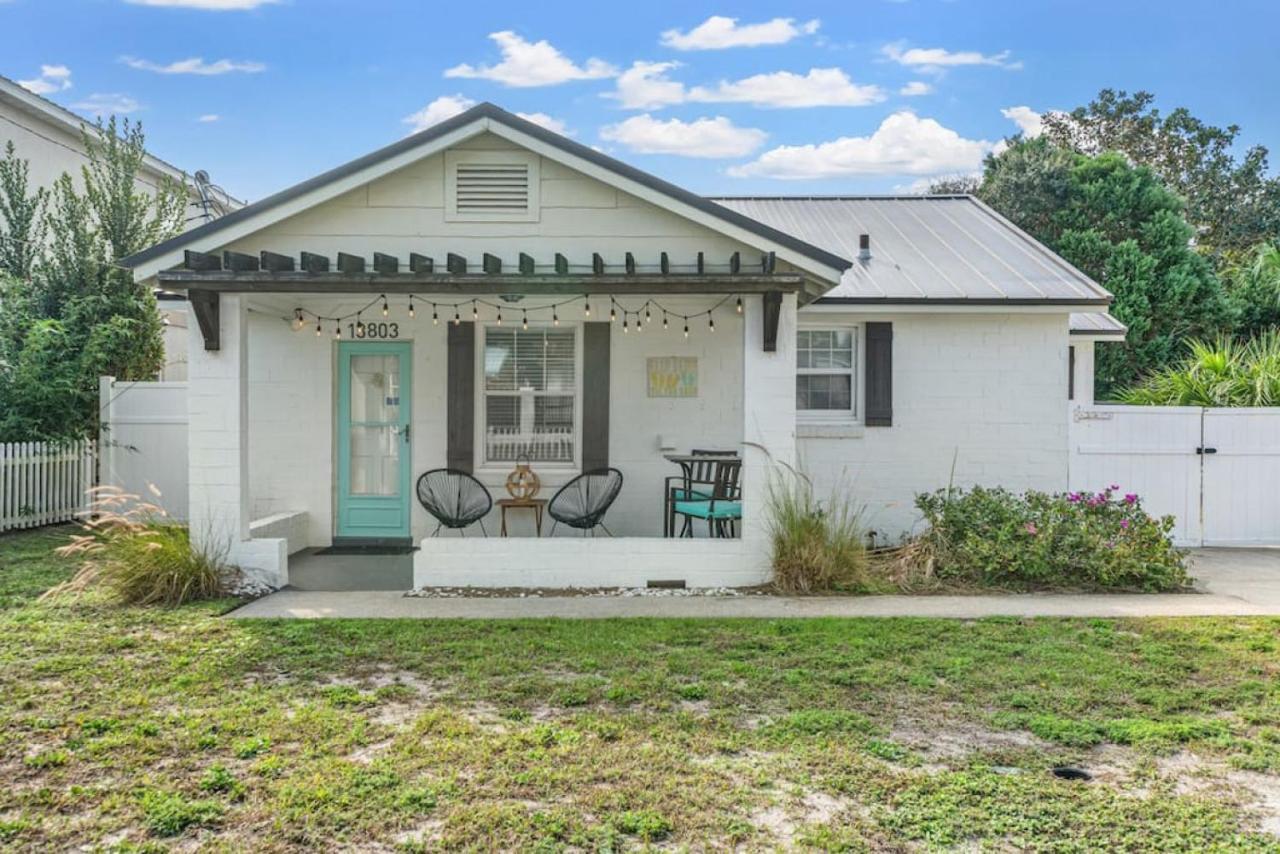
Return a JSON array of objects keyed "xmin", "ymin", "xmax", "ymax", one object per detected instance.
[{"xmin": 797, "ymin": 311, "xmax": 1071, "ymax": 541}]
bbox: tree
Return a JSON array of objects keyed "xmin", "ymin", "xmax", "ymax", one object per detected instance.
[
  {"xmin": 0, "ymin": 141, "xmax": 47, "ymax": 279},
  {"xmin": 976, "ymin": 139, "xmax": 1233, "ymax": 397},
  {"xmin": 0, "ymin": 118, "xmax": 185, "ymax": 441},
  {"xmin": 1042, "ymin": 89, "xmax": 1280, "ymax": 259},
  {"xmin": 1223, "ymin": 242, "xmax": 1280, "ymax": 340}
]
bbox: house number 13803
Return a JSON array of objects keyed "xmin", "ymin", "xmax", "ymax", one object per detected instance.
[{"xmin": 348, "ymin": 322, "xmax": 399, "ymax": 339}]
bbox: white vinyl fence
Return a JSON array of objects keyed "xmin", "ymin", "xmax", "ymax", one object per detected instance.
[
  {"xmin": 99, "ymin": 377, "xmax": 189, "ymax": 520},
  {"xmin": 0, "ymin": 439, "xmax": 96, "ymax": 533},
  {"xmin": 1070, "ymin": 405, "xmax": 1280, "ymax": 547}
]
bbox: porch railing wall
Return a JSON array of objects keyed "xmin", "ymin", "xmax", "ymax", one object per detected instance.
[{"xmin": 0, "ymin": 439, "xmax": 97, "ymax": 533}]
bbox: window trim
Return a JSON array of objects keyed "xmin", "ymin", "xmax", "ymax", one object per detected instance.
[
  {"xmin": 796, "ymin": 323, "xmax": 861, "ymax": 423},
  {"xmin": 473, "ymin": 321, "xmax": 583, "ymax": 474},
  {"xmin": 444, "ymin": 149, "xmax": 541, "ymax": 223}
]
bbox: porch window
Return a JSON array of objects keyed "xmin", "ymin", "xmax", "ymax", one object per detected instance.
[
  {"xmin": 482, "ymin": 326, "xmax": 577, "ymax": 465},
  {"xmin": 797, "ymin": 327, "xmax": 857, "ymax": 419}
]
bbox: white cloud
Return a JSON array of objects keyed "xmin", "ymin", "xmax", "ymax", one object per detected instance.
[
  {"xmin": 402, "ymin": 94, "xmax": 476, "ymax": 132},
  {"xmin": 17, "ymin": 64, "xmax": 72, "ymax": 95},
  {"xmin": 1001, "ymin": 105, "xmax": 1043, "ymax": 137},
  {"xmin": 899, "ymin": 80, "xmax": 932, "ymax": 96},
  {"xmin": 599, "ymin": 114, "xmax": 766, "ymax": 158},
  {"xmin": 515, "ymin": 112, "xmax": 571, "ymax": 135},
  {"xmin": 120, "ymin": 56, "xmax": 265, "ymax": 74},
  {"xmin": 445, "ymin": 31, "xmax": 616, "ymax": 87},
  {"xmin": 607, "ymin": 61, "xmax": 687, "ymax": 110},
  {"xmin": 607, "ymin": 62, "xmax": 882, "ymax": 109},
  {"xmin": 881, "ymin": 42, "xmax": 1021, "ymax": 72},
  {"xmin": 71, "ymin": 93, "xmax": 142, "ymax": 116},
  {"xmin": 660, "ymin": 15, "xmax": 820, "ymax": 50},
  {"xmin": 125, "ymin": 0, "xmax": 277, "ymax": 8},
  {"xmin": 729, "ymin": 111, "xmax": 992, "ymax": 179},
  {"xmin": 197, "ymin": 113, "xmax": 221, "ymax": 122},
  {"xmin": 689, "ymin": 68, "xmax": 884, "ymax": 108}
]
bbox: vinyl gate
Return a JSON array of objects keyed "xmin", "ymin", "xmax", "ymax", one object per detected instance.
[
  {"xmin": 99, "ymin": 377, "xmax": 189, "ymax": 520},
  {"xmin": 0, "ymin": 439, "xmax": 97, "ymax": 533},
  {"xmin": 1070, "ymin": 405, "xmax": 1280, "ymax": 546}
]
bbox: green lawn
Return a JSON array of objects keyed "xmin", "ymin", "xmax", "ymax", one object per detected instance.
[{"xmin": 1, "ymin": 527, "xmax": 1278, "ymax": 850}]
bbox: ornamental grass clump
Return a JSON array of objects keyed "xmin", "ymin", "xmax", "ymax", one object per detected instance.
[
  {"xmin": 43, "ymin": 486, "xmax": 227, "ymax": 606},
  {"xmin": 766, "ymin": 469, "xmax": 868, "ymax": 593},
  {"xmin": 909, "ymin": 485, "xmax": 1189, "ymax": 592}
]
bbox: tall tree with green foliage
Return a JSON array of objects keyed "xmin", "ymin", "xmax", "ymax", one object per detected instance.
[
  {"xmin": 977, "ymin": 138, "xmax": 1232, "ymax": 397},
  {"xmin": 1222, "ymin": 242, "xmax": 1280, "ymax": 341},
  {"xmin": 0, "ymin": 142, "xmax": 48, "ymax": 280},
  {"xmin": 0, "ymin": 117, "xmax": 185, "ymax": 441},
  {"xmin": 1041, "ymin": 89, "xmax": 1280, "ymax": 260}
]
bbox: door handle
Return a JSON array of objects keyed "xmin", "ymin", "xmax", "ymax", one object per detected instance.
[
  {"xmin": 402, "ymin": 424, "xmax": 411, "ymax": 442},
  {"xmin": 1195, "ymin": 446, "xmax": 1217, "ymax": 454}
]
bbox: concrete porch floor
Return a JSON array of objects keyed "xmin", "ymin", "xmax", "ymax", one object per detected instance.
[{"xmin": 234, "ymin": 548, "xmax": 1280, "ymax": 618}]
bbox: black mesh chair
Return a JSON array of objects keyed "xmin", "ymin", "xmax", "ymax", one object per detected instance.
[
  {"xmin": 416, "ymin": 469, "xmax": 493, "ymax": 536},
  {"xmin": 548, "ymin": 468, "xmax": 623, "ymax": 537}
]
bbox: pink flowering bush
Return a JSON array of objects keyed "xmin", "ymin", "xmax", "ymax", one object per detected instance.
[{"xmin": 913, "ymin": 485, "xmax": 1189, "ymax": 591}]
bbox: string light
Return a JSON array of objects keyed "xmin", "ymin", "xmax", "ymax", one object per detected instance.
[
  {"xmin": 432, "ymin": 304, "xmax": 438, "ymax": 325},
  {"xmin": 609, "ymin": 300, "xmax": 617, "ymax": 323},
  {"xmin": 708, "ymin": 313, "xmax": 715, "ymax": 333},
  {"xmin": 645, "ymin": 304, "xmax": 651, "ymax": 325},
  {"xmin": 522, "ymin": 310, "xmax": 528, "ymax": 330},
  {"xmin": 662, "ymin": 312, "xmax": 669, "ymax": 330},
  {"xmin": 355, "ymin": 314, "xmax": 365, "ymax": 337},
  {"xmin": 553, "ymin": 307, "xmax": 559, "ymax": 326},
  {"xmin": 315, "ymin": 317, "xmax": 322, "ymax": 336},
  {"xmin": 496, "ymin": 307, "xmax": 503, "ymax": 326},
  {"xmin": 683, "ymin": 320, "xmax": 689, "ymax": 339},
  {"xmin": 471, "ymin": 301, "xmax": 478, "ymax": 321},
  {"xmin": 381, "ymin": 295, "xmax": 389, "ymax": 317},
  {"xmin": 622, "ymin": 316, "xmax": 628, "ymax": 334},
  {"xmin": 584, "ymin": 295, "xmax": 591, "ymax": 317},
  {"xmin": 408, "ymin": 296, "xmax": 415, "ymax": 318},
  {"xmin": 454, "ymin": 307, "xmax": 461, "ymax": 326},
  {"xmin": 736, "ymin": 296, "xmax": 743, "ymax": 314},
  {"xmin": 333, "ymin": 321, "xmax": 341, "ymax": 339}
]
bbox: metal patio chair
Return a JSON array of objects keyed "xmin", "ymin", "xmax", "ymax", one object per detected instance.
[
  {"xmin": 547, "ymin": 468, "xmax": 624, "ymax": 537},
  {"xmin": 673, "ymin": 457, "xmax": 742, "ymax": 538},
  {"xmin": 416, "ymin": 468, "xmax": 493, "ymax": 536},
  {"xmin": 664, "ymin": 448, "xmax": 738, "ymax": 537}
]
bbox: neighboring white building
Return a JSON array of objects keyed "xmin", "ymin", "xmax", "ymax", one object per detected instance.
[
  {"xmin": 121, "ymin": 103, "xmax": 1122, "ymax": 590},
  {"xmin": 0, "ymin": 72, "xmax": 240, "ymax": 379}
]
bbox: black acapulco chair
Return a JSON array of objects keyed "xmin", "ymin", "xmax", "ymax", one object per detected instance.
[
  {"xmin": 416, "ymin": 469, "xmax": 493, "ymax": 536},
  {"xmin": 547, "ymin": 468, "xmax": 624, "ymax": 537}
]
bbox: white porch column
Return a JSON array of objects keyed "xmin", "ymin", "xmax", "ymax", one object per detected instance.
[
  {"xmin": 739, "ymin": 292, "xmax": 798, "ymax": 580},
  {"xmin": 187, "ymin": 294, "xmax": 286, "ymax": 588}
]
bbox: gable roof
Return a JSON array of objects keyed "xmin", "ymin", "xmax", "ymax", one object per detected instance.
[
  {"xmin": 120, "ymin": 102, "xmax": 851, "ymax": 281},
  {"xmin": 710, "ymin": 195, "xmax": 1112, "ymax": 305}
]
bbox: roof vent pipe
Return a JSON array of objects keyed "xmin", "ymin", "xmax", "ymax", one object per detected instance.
[{"xmin": 858, "ymin": 233, "xmax": 871, "ymax": 261}]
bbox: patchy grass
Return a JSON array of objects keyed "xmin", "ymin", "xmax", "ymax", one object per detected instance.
[{"xmin": 1, "ymin": 527, "xmax": 1278, "ymax": 849}]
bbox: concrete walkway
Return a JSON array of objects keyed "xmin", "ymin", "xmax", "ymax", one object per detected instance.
[{"xmin": 228, "ymin": 548, "xmax": 1280, "ymax": 620}]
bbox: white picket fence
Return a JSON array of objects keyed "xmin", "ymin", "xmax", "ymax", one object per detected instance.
[{"xmin": 0, "ymin": 439, "xmax": 97, "ymax": 533}]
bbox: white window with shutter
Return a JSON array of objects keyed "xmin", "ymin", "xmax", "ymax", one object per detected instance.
[
  {"xmin": 797, "ymin": 326, "xmax": 859, "ymax": 421},
  {"xmin": 445, "ymin": 150, "xmax": 540, "ymax": 222},
  {"xmin": 478, "ymin": 325, "xmax": 579, "ymax": 468}
]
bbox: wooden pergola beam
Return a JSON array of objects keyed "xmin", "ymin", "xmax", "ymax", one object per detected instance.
[
  {"xmin": 154, "ymin": 270, "xmax": 806, "ymax": 296},
  {"xmin": 188, "ymin": 289, "xmax": 220, "ymax": 351}
]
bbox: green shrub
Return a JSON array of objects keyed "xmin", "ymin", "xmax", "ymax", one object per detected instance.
[
  {"xmin": 766, "ymin": 469, "xmax": 868, "ymax": 593},
  {"xmin": 909, "ymin": 485, "xmax": 1189, "ymax": 592},
  {"xmin": 44, "ymin": 487, "xmax": 226, "ymax": 606}
]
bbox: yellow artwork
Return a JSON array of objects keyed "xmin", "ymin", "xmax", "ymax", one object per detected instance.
[{"xmin": 647, "ymin": 357, "xmax": 698, "ymax": 398}]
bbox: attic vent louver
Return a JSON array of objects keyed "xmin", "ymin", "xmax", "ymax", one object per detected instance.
[
  {"xmin": 455, "ymin": 162, "xmax": 529, "ymax": 214},
  {"xmin": 445, "ymin": 150, "xmax": 540, "ymax": 223}
]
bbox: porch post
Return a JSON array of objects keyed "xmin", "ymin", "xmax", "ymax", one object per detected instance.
[
  {"xmin": 187, "ymin": 294, "xmax": 286, "ymax": 587},
  {"xmin": 739, "ymin": 292, "xmax": 798, "ymax": 580}
]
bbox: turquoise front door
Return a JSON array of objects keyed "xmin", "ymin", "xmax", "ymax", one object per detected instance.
[{"xmin": 336, "ymin": 341, "xmax": 412, "ymax": 542}]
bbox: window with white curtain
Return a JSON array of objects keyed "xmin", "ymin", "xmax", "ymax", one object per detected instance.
[
  {"xmin": 796, "ymin": 327, "xmax": 858, "ymax": 420},
  {"xmin": 481, "ymin": 326, "xmax": 577, "ymax": 465}
]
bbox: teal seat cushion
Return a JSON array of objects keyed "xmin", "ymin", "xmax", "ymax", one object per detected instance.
[{"xmin": 674, "ymin": 499, "xmax": 742, "ymax": 520}]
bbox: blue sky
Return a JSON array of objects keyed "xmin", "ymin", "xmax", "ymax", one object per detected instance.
[{"xmin": 4, "ymin": 0, "xmax": 1278, "ymax": 203}]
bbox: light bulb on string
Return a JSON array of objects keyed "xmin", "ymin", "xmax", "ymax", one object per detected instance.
[
  {"xmin": 454, "ymin": 307, "xmax": 461, "ymax": 326},
  {"xmin": 292, "ymin": 309, "xmax": 304, "ymax": 331},
  {"xmin": 662, "ymin": 312, "xmax": 668, "ymax": 330},
  {"xmin": 432, "ymin": 304, "xmax": 438, "ymax": 325},
  {"xmin": 683, "ymin": 320, "xmax": 689, "ymax": 339},
  {"xmin": 622, "ymin": 316, "xmax": 628, "ymax": 334},
  {"xmin": 334, "ymin": 322, "xmax": 341, "ymax": 339},
  {"xmin": 381, "ymin": 295, "xmax": 389, "ymax": 317},
  {"xmin": 355, "ymin": 315, "xmax": 365, "ymax": 337},
  {"xmin": 408, "ymin": 296, "xmax": 415, "ymax": 319},
  {"xmin": 609, "ymin": 300, "xmax": 617, "ymax": 323},
  {"xmin": 471, "ymin": 301, "xmax": 478, "ymax": 321},
  {"xmin": 584, "ymin": 295, "xmax": 591, "ymax": 317},
  {"xmin": 708, "ymin": 312, "xmax": 715, "ymax": 333},
  {"xmin": 553, "ymin": 306, "xmax": 560, "ymax": 326},
  {"xmin": 645, "ymin": 304, "xmax": 651, "ymax": 325},
  {"xmin": 522, "ymin": 310, "xmax": 528, "ymax": 330},
  {"xmin": 315, "ymin": 318, "xmax": 322, "ymax": 336},
  {"xmin": 736, "ymin": 296, "xmax": 743, "ymax": 315},
  {"xmin": 496, "ymin": 307, "xmax": 503, "ymax": 326}
]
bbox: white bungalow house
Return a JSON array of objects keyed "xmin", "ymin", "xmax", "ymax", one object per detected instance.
[{"xmin": 120, "ymin": 103, "xmax": 1120, "ymax": 590}]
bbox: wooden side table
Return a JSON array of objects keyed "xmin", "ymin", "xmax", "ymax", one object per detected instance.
[{"xmin": 497, "ymin": 498, "xmax": 548, "ymax": 537}]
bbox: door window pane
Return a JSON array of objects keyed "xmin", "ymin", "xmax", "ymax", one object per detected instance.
[
  {"xmin": 349, "ymin": 424, "xmax": 400, "ymax": 495},
  {"xmin": 349, "ymin": 355, "xmax": 400, "ymax": 422}
]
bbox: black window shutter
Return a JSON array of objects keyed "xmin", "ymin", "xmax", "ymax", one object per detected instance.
[
  {"xmin": 864, "ymin": 322, "xmax": 893, "ymax": 427},
  {"xmin": 446, "ymin": 322, "xmax": 475, "ymax": 471},
  {"xmin": 1068, "ymin": 345, "xmax": 1076, "ymax": 400},
  {"xmin": 581, "ymin": 322, "xmax": 611, "ymax": 471}
]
